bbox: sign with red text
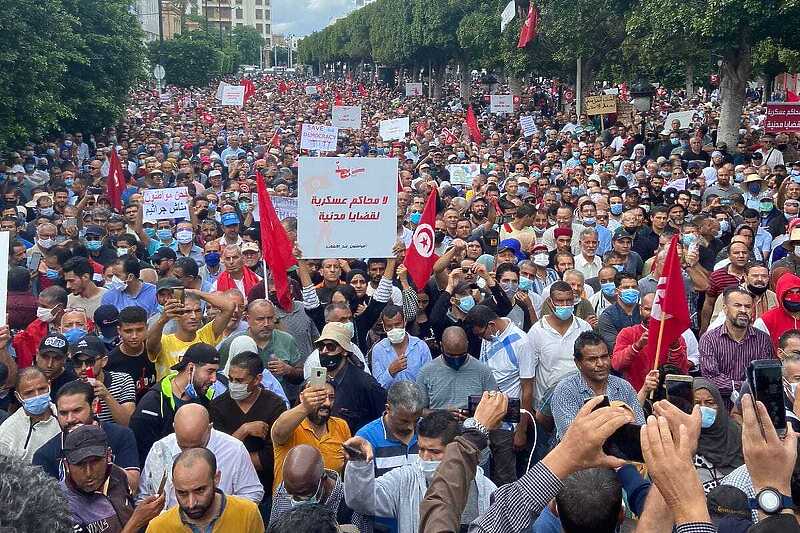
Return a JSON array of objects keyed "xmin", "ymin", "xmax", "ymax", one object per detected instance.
[
  {"xmin": 142, "ymin": 187, "xmax": 190, "ymax": 222},
  {"xmin": 406, "ymin": 82, "xmax": 423, "ymax": 96},
  {"xmin": 300, "ymin": 123, "xmax": 339, "ymax": 152},
  {"xmin": 764, "ymin": 103, "xmax": 800, "ymax": 133},
  {"xmin": 298, "ymin": 157, "xmax": 398, "ymax": 258},
  {"xmin": 220, "ymin": 85, "xmax": 246, "ymax": 106}
]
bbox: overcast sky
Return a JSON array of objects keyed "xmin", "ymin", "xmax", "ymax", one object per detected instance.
[{"xmin": 272, "ymin": 0, "xmax": 353, "ymax": 37}]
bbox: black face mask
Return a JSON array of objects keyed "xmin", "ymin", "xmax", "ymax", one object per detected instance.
[
  {"xmin": 319, "ymin": 354, "xmax": 343, "ymax": 371},
  {"xmin": 442, "ymin": 354, "xmax": 467, "ymax": 370},
  {"xmin": 747, "ymin": 283, "xmax": 768, "ymax": 296},
  {"xmin": 784, "ymin": 300, "xmax": 800, "ymax": 313}
]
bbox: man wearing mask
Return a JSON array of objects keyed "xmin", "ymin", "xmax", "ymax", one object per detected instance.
[
  {"xmin": 13, "ymin": 286, "xmax": 68, "ymax": 369},
  {"xmin": 597, "ymin": 272, "xmax": 641, "ymax": 351},
  {"xmin": 174, "ymin": 220, "xmax": 204, "ymax": 267},
  {"xmin": 0, "ymin": 367, "xmax": 61, "ymax": 462},
  {"xmin": 26, "ymin": 222, "xmax": 57, "ymax": 259},
  {"xmin": 101, "ymin": 257, "xmax": 159, "ymax": 317},
  {"xmin": 754, "ymin": 272, "xmax": 800, "ymax": 350},
  {"xmin": 371, "ymin": 304, "xmax": 432, "ymax": 388},
  {"xmin": 84, "ymin": 225, "xmax": 117, "ymax": 267},
  {"xmin": 200, "ymin": 240, "xmax": 224, "ymax": 291},
  {"xmin": 709, "ymin": 262, "xmax": 776, "ymax": 329}
]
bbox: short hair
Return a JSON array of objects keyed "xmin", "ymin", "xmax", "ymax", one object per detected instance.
[
  {"xmin": 574, "ymin": 331, "xmax": 608, "ymax": 361},
  {"xmin": 614, "ymin": 271, "xmax": 637, "ymax": 287},
  {"xmin": 451, "ymin": 281, "xmax": 472, "ymax": 297},
  {"xmin": 323, "ymin": 302, "xmax": 350, "ymax": 322},
  {"xmin": 495, "ymin": 262, "xmax": 520, "ymax": 280},
  {"xmin": 119, "ymin": 305, "xmax": 148, "ymax": 325},
  {"xmin": 549, "ymin": 280, "xmax": 573, "ymax": 297},
  {"xmin": 117, "ymin": 234, "xmax": 138, "ymax": 247},
  {"xmin": 366, "ymin": 257, "xmax": 388, "ymax": 268},
  {"xmin": 779, "ymin": 329, "xmax": 800, "ymax": 350},
  {"xmin": 556, "ymin": 468, "xmax": 622, "ymax": 533},
  {"xmin": 464, "ymin": 304, "xmax": 499, "ymax": 329},
  {"xmin": 8, "ymin": 266, "xmax": 31, "ymax": 291},
  {"xmin": 172, "ymin": 447, "xmax": 217, "ymax": 478},
  {"xmin": 741, "ymin": 208, "xmax": 759, "ymax": 219},
  {"xmin": 174, "ymin": 257, "xmax": 199, "ymax": 278},
  {"xmin": 55, "ymin": 379, "xmax": 94, "ymax": 405},
  {"xmin": 0, "ymin": 454, "xmax": 74, "ymax": 532},
  {"xmin": 562, "ymin": 269, "xmax": 585, "ymax": 283},
  {"xmin": 270, "ymin": 504, "xmax": 338, "ymax": 533},
  {"xmin": 387, "ymin": 381, "xmax": 424, "ymax": 413},
  {"xmin": 15, "ymin": 366, "xmax": 47, "ymax": 390},
  {"xmin": 723, "ymin": 286, "xmax": 752, "ymax": 303},
  {"xmin": 417, "ymin": 410, "xmax": 461, "ymax": 445},
  {"xmin": 62, "ymin": 257, "xmax": 93, "ymax": 278},
  {"xmin": 380, "ymin": 303, "xmax": 404, "ymax": 322},
  {"xmin": 229, "ymin": 351, "xmax": 264, "ymax": 377},
  {"xmin": 744, "ymin": 262, "xmax": 768, "ymax": 274},
  {"xmin": 40, "ymin": 285, "xmax": 68, "ymax": 308},
  {"xmin": 516, "ymin": 204, "xmax": 536, "ymax": 218},
  {"xmin": 118, "ymin": 256, "xmax": 141, "ymax": 278}
]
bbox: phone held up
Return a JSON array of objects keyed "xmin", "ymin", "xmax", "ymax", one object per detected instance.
[
  {"xmin": 588, "ymin": 396, "xmax": 644, "ymax": 463},
  {"xmin": 746, "ymin": 360, "xmax": 787, "ymax": 437}
]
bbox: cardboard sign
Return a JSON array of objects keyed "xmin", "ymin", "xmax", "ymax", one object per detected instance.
[
  {"xmin": 490, "ymin": 94, "xmax": 514, "ymax": 114},
  {"xmin": 662, "ymin": 110, "xmax": 698, "ymax": 132},
  {"xmin": 447, "ymin": 163, "xmax": 481, "ymax": 185},
  {"xmin": 520, "ymin": 115, "xmax": 538, "ymax": 137},
  {"xmin": 298, "ymin": 157, "xmax": 398, "ymax": 258},
  {"xmin": 405, "ymin": 83, "xmax": 423, "ymax": 97},
  {"xmin": 305, "ymin": 85, "xmax": 318, "ymax": 96},
  {"xmin": 764, "ymin": 103, "xmax": 800, "ymax": 133},
  {"xmin": 585, "ymin": 95, "xmax": 617, "ymax": 116},
  {"xmin": 332, "ymin": 105, "xmax": 362, "ymax": 129},
  {"xmin": 379, "ymin": 117, "xmax": 410, "ymax": 141},
  {"xmin": 300, "ymin": 124, "xmax": 339, "ymax": 152},
  {"xmin": 220, "ymin": 85, "xmax": 245, "ymax": 106},
  {"xmin": 501, "ymin": 0, "xmax": 515, "ymax": 31},
  {"xmin": 143, "ymin": 187, "xmax": 190, "ymax": 222}
]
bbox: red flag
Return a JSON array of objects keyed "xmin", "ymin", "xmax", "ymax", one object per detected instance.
[
  {"xmin": 335, "ymin": 92, "xmax": 343, "ymax": 106},
  {"xmin": 517, "ymin": 3, "xmax": 539, "ymax": 48},
  {"xmin": 466, "ymin": 105, "xmax": 483, "ymax": 145},
  {"xmin": 358, "ymin": 84, "xmax": 368, "ymax": 97},
  {"xmin": 415, "ymin": 120, "xmax": 429, "ymax": 137},
  {"xmin": 644, "ymin": 235, "xmax": 691, "ymax": 370},
  {"xmin": 278, "ymin": 80, "xmax": 288, "ymax": 94},
  {"xmin": 241, "ymin": 79, "xmax": 256, "ymax": 103},
  {"xmin": 269, "ymin": 129, "xmax": 281, "ymax": 148},
  {"xmin": 397, "ymin": 173, "xmax": 404, "ymax": 193},
  {"xmin": 788, "ymin": 90, "xmax": 800, "ymax": 102},
  {"xmin": 256, "ymin": 172, "xmax": 297, "ymax": 311},
  {"xmin": 441, "ymin": 127, "xmax": 457, "ymax": 145},
  {"xmin": 403, "ymin": 188, "xmax": 439, "ymax": 289},
  {"xmin": 106, "ymin": 148, "xmax": 124, "ymax": 212}
]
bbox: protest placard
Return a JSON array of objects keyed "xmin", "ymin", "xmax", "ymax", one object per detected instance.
[
  {"xmin": 220, "ymin": 85, "xmax": 246, "ymax": 106},
  {"xmin": 142, "ymin": 187, "xmax": 190, "ymax": 222},
  {"xmin": 332, "ymin": 105, "xmax": 362, "ymax": 129},
  {"xmin": 305, "ymin": 85, "xmax": 318, "ymax": 96},
  {"xmin": 379, "ymin": 117, "xmax": 410, "ymax": 141},
  {"xmin": 215, "ymin": 81, "xmax": 229, "ymax": 101},
  {"xmin": 446, "ymin": 163, "xmax": 481, "ymax": 185},
  {"xmin": 298, "ymin": 157, "xmax": 398, "ymax": 258},
  {"xmin": 159, "ymin": 92, "xmax": 172, "ymax": 104},
  {"xmin": 663, "ymin": 110, "xmax": 697, "ymax": 131},
  {"xmin": 300, "ymin": 124, "xmax": 339, "ymax": 152},
  {"xmin": 763, "ymin": 103, "xmax": 800, "ymax": 133},
  {"xmin": 585, "ymin": 95, "xmax": 617, "ymax": 116},
  {"xmin": 490, "ymin": 94, "xmax": 514, "ymax": 114},
  {"xmin": 520, "ymin": 115, "xmax": 538, "ymax": 137},
  {"xmin": 405, "ymin": 83, "xmax": 423, "ymax": 97},
  {"xmin": 254, "ymin": 195, "xmax": 297, "ymax": 222}
]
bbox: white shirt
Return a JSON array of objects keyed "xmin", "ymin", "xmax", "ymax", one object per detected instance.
[
  {"xmin": 589, "ymin": 291, "xmax": 614, "ymax": 316},
  {"xmin": 0, "ymin": 405, "xmax": 60, "ymax": 463},
  {"xmin": 541, "ymin": 223, "xmax": 584, "ymax": 255},
  {"xmin": 682, "ymin": 329, "xmax": 700, "ymax": 367},
  {"xmin": 574, "ymin": 254, "xmax": 603, "ymax": 280},
  {"xmin": 527, "ymin": 315, "xmax": 593, "ymax": 404},
  {"xmin": 138, "ymin": 429, "xmax": 264, "ymax": 507},
  {"xmin": 479, "ymin": 319, "xmax": 534, "ymax": 399}
]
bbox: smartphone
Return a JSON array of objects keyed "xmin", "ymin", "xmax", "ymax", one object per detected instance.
[
  {"xmin": 309, "ymin": 366, "xmax": 327, "ymax": 389},
  {"xmin": 87, "ymin": 186, "xmax": 103, "ymax": 195},
  {"xmin": 747, "ymin": 360, "xmax": 787, "ymax": 436},
  {"xmin": 665, "ymin": 374, "xmax": 694, "ymax": 414},
  {"xmin": 343, "ymin": 443, "xmax": 366, "ymax": 461},
  {"xmin": 467, "ymin": 394, "xmax": 521, "ymax": 423},
  {"xmin": 603, "ymin": 423, "xmax": 644, "ymax": 463},
  {"xmin": 172, "ymin": 287, "xmax": 185, "ymax": 304}
]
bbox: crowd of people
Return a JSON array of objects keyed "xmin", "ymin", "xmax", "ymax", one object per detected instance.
[{"xmin": 1, "ymin": 72, "xmax": 800, "ymax": 532}]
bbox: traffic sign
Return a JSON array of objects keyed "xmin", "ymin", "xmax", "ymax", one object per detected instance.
[{"xmin": 153, "ymin": 65, "xmax": 166, "ymax": 81}]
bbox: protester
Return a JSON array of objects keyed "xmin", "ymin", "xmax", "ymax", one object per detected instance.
[{"xmin": 0, "ymin": 367, "xmax": 60, "ymax": 461}]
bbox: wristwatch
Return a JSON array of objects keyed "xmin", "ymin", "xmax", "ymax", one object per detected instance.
[
  {"xmin": 749, "ymin": 487, "xmax": 794, "ymax": 515},
  {"xmin": 462, "ymin": 417, "xmax": 489, "ymax": 438}
]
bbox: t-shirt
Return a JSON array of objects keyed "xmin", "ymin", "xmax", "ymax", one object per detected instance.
[
  {"xmin": 478, "ymin": 321, "xmax": 535, "ymax": 399},
  {"xmin": 707, "ymin": 267, "xmax": 743, "ymax": 300},
  {"xmin": 96, "ymin": 371, "xmax": 136, "ymax": 423},
  {"xmin": 68, "ymin": 287, "xmax": 108, "ymax": 318},
  {"xmin": 106, "ymin": 346, "xmax": 157, "ymax": 401},
  {"xmin": 150, "ymin": 321, "xmax": 222, "ymax": 380}
]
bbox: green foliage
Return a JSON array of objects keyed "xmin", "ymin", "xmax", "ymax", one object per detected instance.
[
  {"xmin": 148, "ymin": 29, "xmax": 245, "ymax": 88},
  {"xmin": 232, "ymin": 26, "xmax": 266, "ymax": 66}
]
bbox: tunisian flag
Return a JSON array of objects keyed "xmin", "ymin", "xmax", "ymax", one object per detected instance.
[
  {"xmin": 404, "ymin": 187, "xmax": 439, "ymax": 289},
  {"xmin": 517, "ymin": 3, "xmax": 539, "ymax": 48},
  {"xmin": 241, "ymin": 79, "xmax": 256, "ymax": 103},
  {"xmin": 106, "ymin": 148, "xmax": 124, "ymax": 212},
  {"xmin": 787, "ymin": 90, "xmax": 800, "ymax": 103},
  {"xmin": 645, "ymin": 235, "xmax": 691, "ymax": 369},
  {"xmin": 466, "ymin": 105, "xmax": 483, "ymax": 145},
  {"xmin": 256, "ymin": 172, "xmax": 297, "ymax": 311}
]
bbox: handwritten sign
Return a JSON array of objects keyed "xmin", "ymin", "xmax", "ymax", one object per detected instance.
[
  {"xmin": 271, "ymin": 196, "xmax": 298, "ymax": 221},
  {"xmin": 520, "ymin": 115, "xmax": 538, "ymax": 137},
  {"xmin": 305, "ymin": 85, "xmax": 318, "ymax": 96},
  {"xmin": 379, "ymin": 117, "xmax": 410, "ymax": 141},
  {"xmin": 332, "ymin": 105, "xmax": 362, "ymax": 129},
  {"xmin": 406, "ymin": 83, "xmax": 423, "ymax": 97},
  {"xmin": 490, "ymin": 94, "xmax": 513, "ymax": 114},
  {"xmin": 301, "ymin": 124, "xmax": 339, "ymax": 152},
  {"xmin": 298, "ymin": 157, "xmax": 398, "ymax": 258},
  {"xmin": 446, "ymin": 163, "xmax": 481, "ymax": 185},
  {"xmin": 764, "ymin": 103, "xmax": 800, "ymax": 133},
  {"xmin": 585, "ymin": 95, "xmax": 617, "ymax": 116},
  {"xmin": 220, "ymin": 85, "xmax": 246, "ymax": 106},
  {"xmin": 142, "ymin": 187, "xmax": 190, "ymax": 222},
  {"xmin": 159, "ymin": 92, "xmax": 172, "ymax": 104}
]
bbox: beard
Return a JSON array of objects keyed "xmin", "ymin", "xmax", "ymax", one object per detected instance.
[{"xmin": 308, "ymin": 406, "xmax": 331, "ymax": 426}]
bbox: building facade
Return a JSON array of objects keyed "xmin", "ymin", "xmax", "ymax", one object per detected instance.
[{"xmin": 186, "ymin": 0, "xmax": 271, "ymax": 48}]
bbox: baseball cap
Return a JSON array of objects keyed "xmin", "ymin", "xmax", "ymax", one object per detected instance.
[
  {"xmin": 93, "ymin": 305, "xmax": 119, "ymax": 338},
  {"xmin": 221, "ymin": 212, "xmax": 240, "ymax": 226},
  {"xmin": 687, "ymin": 160, "xmax": 704, "ymax": 169},
  {"xmin": 208, "ymin": 169, "xmax": 222, "ymax": 178},
  {"xmin": 496, "ymin": 239, "xmax": 526, "ymax": 261},
  {"xmin": 71, "ymin": 335, "xmax": 107, "ymax": 360},
  {"xmin": 151, "ymin": 247, "xmax": 177, "ymax": 263},
  {"xmin": 241, "ymin": 242, "xmax": 260, "ymax": 253},
  {"xmin": 84, "ymin": 225, "xmax": 105, "ymax": 237},
  {"xmin": 532, "ymin": 243, "xmax": 548, "ymax": 254},
  {"xmin": 613, "ymin": 227, "xmax": 633, "ymax": 241},
  {"xmin": 39, "ymin": 333, "xmax": 69, "ymax": 358},
  {"xmin": 171, "ymin": 342, "xmax": 221, "ymax": 371},
  {"xmin": 156, "ymin": 276, "xmax": 183, "ymax": 292},
  {"xmin": 706, "ymin": 485, "xmax": 752, "ymax": 532},
  {"xmin": 63, "ymin": 425, "xmax": 109, "ymax": 465},
  {"xmin": 315, "ymin": 322, "xmax": 355, "ymax": 353}
]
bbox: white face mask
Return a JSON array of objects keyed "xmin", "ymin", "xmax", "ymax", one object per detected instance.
[
  {"xmin": 228, "ymin": 381, "xmax": 251, "ymax": 401},
  {"xmin": 533, "ymin": 254, "xmax": 549, "ymax": 267},
  {"xmin": 418, "ymin": 458, "xmax": 441, "ymax": 483},
  {"xmin": 386, "ymin": 327, "xmax": 406, "ymax": 344},
  {"xmin": 36, "ymin": 306, "xmax": 55, "ymax": 323}
]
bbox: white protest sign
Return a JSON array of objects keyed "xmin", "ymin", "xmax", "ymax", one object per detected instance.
[
  {"xmin": 378, "ymin": 117, "xmax": 410, "ymax": 141},
  {"xmin": 142, "ymin": 187, "xmax": 191, "ymax": 222},
  {"xmin": 663, "ymin": 110, "xmax": 697, "ymax": 131},
  {"xmin": 221, "ymin": 85, "xmax": 246, "ymax": 106},
  {"xmin": 332, "ymin": 105, "xmax": 362, "ymax": 129},
  {"xmin": 298, "ymin": 157, "xmax": 398, "ymax": 258},
  {"xmin": 0, "ymin": 231, "xmax": 8, "ymax": 325},
  {"xmin": 446, "ymin": 163, "xmax": 481, "ymax": 186},
  {"xmin": 215, "ymin": 81, "xmax": 229, "ymax": 101},
  {"xmin": 501, "ymin": 0, "xmax": 515, "ymax": 32},
  {"xmin": 271, "ymin": 196, "xmax": 298, "ymax": 221},
  {"xmin": 520, "ymin": 115, "xmax": 538, "ymax": 137},
  {"xmin": 405, "ymin": 82, "xmax": 423, "ymax": 97},
  {"xmin": 159, "ymin": 92, "xmax": 172, "ymax": 104},
  {"xmin": 603, "ymin": 87, "xmax": 620, "ymax": 96},
  {"xmin": 490, "ymin": 94, "xmax": 514, "ymax": 114},
  {"xmin": 305, "ymin": 85, "xmax": 318, "ymax": 95},
  {"xmin": 300, "ymin": 124, "xmax": 339, "ymax": 152}
]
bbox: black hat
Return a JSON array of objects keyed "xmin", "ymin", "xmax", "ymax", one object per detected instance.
[
  {"xmin": 156, "ymin": 276, "xmax": 183, "ymax": 292},
  {"xmin": 151, "ymin": 247, "xmax": 177, "ymax": 263},
  {"xmin": 706, "ymin": 485, "xmax": 752, "ymax": 532},
  {"xmin": 93, "ymin": 305, "xmax": 119, "ymax": 338},
  {"xmin": 39, "ymin": 333, "xmax": 69, "ymax": 358},
  {"xmin": 63, "ymin": 425, "xmax": 108, "ymax": 464},
  {"xmin": 171, "ymin": 342, "xmax": 220, "ymax": 371},
  {"xmin": 84, "ymin": 225, "xmax": 105, "ymax": 237},
  {"xmin": 70, "ymin": 335, "xmax": 107, "ymax": 360}
]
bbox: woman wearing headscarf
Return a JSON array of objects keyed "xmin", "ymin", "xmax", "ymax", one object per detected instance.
[{"xmin": 692, "ymin": 377, "xmax": 744, "ymax": 493}]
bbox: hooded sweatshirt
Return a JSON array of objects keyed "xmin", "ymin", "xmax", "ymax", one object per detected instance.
[{"xmin": 754, "ymin": 272, "xmax": 800, "ymax": 349}]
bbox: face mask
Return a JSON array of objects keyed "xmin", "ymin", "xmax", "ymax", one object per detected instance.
[
  {"xmin": 228, "ymin": 381, "xmax": 252, "ymax": 401},
  {"xmin": 790, "ymin": 382, "xmax": 799, "ymax": 398},
  {"xmin": 409, "ymin": 212, "xmax": 422, "ymax": 225},
  {"xmin": 37, "ymin": 237, "xmax": 54, "ymax": 249},
  {"xmin": 410, "ymin": 146, "xmax": 418, "ymax": 154},
  {"xmin": 784, "ymin": 299, "xmax": 800, "ymax": 313},
  {"xmin": 85, "ymin": 240, "xmax": 102, "ymax": 251},
  {"xmin": 518, "ymin": 275, "xmax": 533, "ymax": 291},
  {"xmin": 582, "ymin": 217, "xmax": 595, "ymax": 226},
  {"xmin": 204, "ymin": 251, "xmax": 221, "ymax": 267},
  {"xmin": 682, "ymin": 234, "xmax": 697, "ymax": 247},
  {"xmin": 619, "ymin": 288, "xmax": 640, "ymax": 305},
  {"xmin": 747, "ymin": 283, "xmax": 768, "ymax": 296},
  {"xmin": 342, "ymin": 321, "xmax": 355, "ymax": 339},
  {"xmin": 442, "ymin": 354, "xmax": 466, "ymax": 370},
  {"xmin": 386, "ymin": 328, "xmax": 406, "ymax": 344},
  {"xmin": 185, "ymin": 367, "xmax": 199, "ymax": 400},
  {"xmin": 319, "ymin": 353, "xmax": 343, "ymax": 371},
  {"xmin": 39, "ymin": 207, "xmax": 54, "ymax": 217},
  {"xmin": 63, "ymin": 327, "xmax": 87, "ymax": 345},
  {"xmin": 518, "ymin": 185, "xmax": 529, "ymax": 195},
  {"xmin": 18, "ymin": 390, "xmax": 51, "ymax": 416},
  {"xmin": 670, "ymin": 138, "xmax": 680, "ymax": 146},
  {"xmin": 37, "ymin": 306, "xmax": 56, "ymax": 323},
  {"xmin": 613, "ymin": 264, "xmax": 624, "ymax": 272},
  {"xmin": 116, "ymin": 247, "xmax": 129, "ymax": 258},
  {"xmin": 65, "ymin": 178, "xmax": 74, "ymax": 187},
  {"xmin": 106, "ymin": 275, "xmax": 128, "ymax": 292},
  {"xmin": 760, "ymin": 202, "xmax": 773, "ymax": 213},
  {"xmin": 699, "ymin": 406, "xmax": 717, "ymax": 429},
  {"xmin": 176, "ymin": 230, "xmax": 194, "ymax": 244},
  {"xmin": 458, "ymin": 295, "xmax": 475, "ymax": 313},
  {"xmin": 610, "ymin": 204, "xmax": 623, "ymax": 216},
  {"xmin": 144, "ymin": 227, "xmax": 157, "ymax": 239},
  {"xmin": 500, "ymin": 281, "xmax": 518, "ymax": 296},
  {"xmin": 533, "ymin": 254, "xmax": 549, "ymax": 267},
  {"xmin": 418, "ymin": 458, "xmax": 441, "ymax": 483},
  {"xmin": 553, "ymin": 305, "xmax": 573, "ymax": 321},
  {"xmin": 719, "ymin": 220, "xmax": 730, "ymax": 233},
  {"xmin": 46, "ymin": 269, "xmax": 60, "ymax": 280},
  {"xmin": 156, "ymin": 229, "xmax": 173, "ymax": 241},
  {"xmin": 748, "ymin": 183, "xmax": 761, "ymax": 195},
  {"xmin": 601, "ymin": 282, "xmax": 616, "ymax": 298}
]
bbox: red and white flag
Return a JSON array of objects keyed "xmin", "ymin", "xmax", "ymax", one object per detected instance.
[
  {"xmin": 466, "ymin": 105, "xmax": 483, "ymax": 145},
  {"xmin": 241, "ymin": 79, "xmax": 256, "ymax": 103},
  {"xmin": 441, "ymin": 127, "xmax": 457, "ymax": 145},
  {"xmin": 404, "ymin": 188, "xmax": 439, "ymax": 289},
  {"xmin": 517, "ymin": 3, "xmax": 539, "ymax": 48},
  {"xmin": 256, "ymin": 172, "xmax": 297, "ymax": 311},
  {"xmin": 106, "ymin": 148, "xmax": 124, "ymax": 212}
]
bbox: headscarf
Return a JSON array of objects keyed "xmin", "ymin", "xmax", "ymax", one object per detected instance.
[{"xmin": 693, "ymin": 377, "xmax": 744, "ymax": 470}]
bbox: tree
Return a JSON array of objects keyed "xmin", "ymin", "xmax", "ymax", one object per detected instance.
[
  {"xmin": 150, "ymin": 31, "xmax": 224, "ymax": 87},
  {"xmin": 232, "ymin": 26, "xmax": 265, "ymax": 66}
]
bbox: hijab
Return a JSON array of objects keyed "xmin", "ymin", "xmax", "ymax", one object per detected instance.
[{"xmin": 693, "ymin": 377, "xmax": 744, "ymax": 470}]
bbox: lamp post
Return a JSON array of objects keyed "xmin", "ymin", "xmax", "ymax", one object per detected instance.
[{"xmin": 630, "ymin": 79, "xmax": 655, "ymax": 137}]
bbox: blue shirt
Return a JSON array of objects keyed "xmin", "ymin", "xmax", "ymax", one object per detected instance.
[
  {"xmin": 175, "ymin": 243, "xmax": 205, "ymax": 268},
  {"xmin": 371, "ymin": 334, "xmax": 432, "ymax": 388},
  {"xmin": 101, "ymin": 282, "xmax": 159, "ymax": 316}
]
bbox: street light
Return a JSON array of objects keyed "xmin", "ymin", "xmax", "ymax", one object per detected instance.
[{"xmin": 630, "ymin": 79, "xmax": 655, "ymax": 113}]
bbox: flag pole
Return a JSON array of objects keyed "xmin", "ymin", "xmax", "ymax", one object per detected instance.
[{"xmin": 648, "ymin": 314, "xmax": 667, "ymax": 400}]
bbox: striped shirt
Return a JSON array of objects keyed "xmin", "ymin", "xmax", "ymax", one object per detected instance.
[
  {"xmin": 706, "ymin": 266, "xmax": 744, "ymax": 300},
  {"xmin": 357, "ymin": 416, "xmax": 419, "ymax": 477},
  {"xmin": 698, "ymin": 323, "xmax": 776, "ymax": 399},
  {"xmin": 96, "ymin": 371, "xmax": 136, "ymax": 423}
]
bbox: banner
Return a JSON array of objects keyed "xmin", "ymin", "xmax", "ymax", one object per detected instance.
[
  {"xmin": 520, "ymin": 115, "xmax": 537, "ymax": 137},
  {"xmin": 143, "ymin": 187, "xmax": 190, "ymax": 222},
  {"xmin": 764, "ymin": 103, "xmax": 800, "ymax": 133},
  {"xmin": 447, "ymin": 163, "xmax": 481, "ymax": 185},
  {"xmin": 585, "ymin": 95, "xmax": 617, "ymax": 116},
  {"xmin": 159, "ymin": 92, "xmax": 172, "ymax": 104},
  {"xmin": 663, "ymin": 110, "xmax": 697, "ymax": 131},
  {"xmin": 298, "ymin": 157, "xmax": 398, "ymax": 258},
  {"xmin": 305, "ymin": 85, "xmax": 318, "ymax": 95},
  {"xmin": 332, "ymin": 105, "xmax": 362, "ymax": 129},
  {"xmin": 215, "ymin": 81, "xmax": 229, "ymax": 101},
  {"xmin": 271, "ymin": 196, "xmax": 298, "ymax": 221},
  {"xmin": 500, "ymin": 0, "xmax": 515, "ymax": 32},
  {"xmin": 300, "ymin": 124, "xmax": 339, "ymax": 152},
  {"xmin": 490, "ymin": 94, "xmax": 514, "ymax": 114},
  {"xmin": 405, "ymin": 83, "xmax": 423, "ymax": 97},
  {"xmin": 379, "ymin": 117, "xmax": 410, "ymax": 141},
  {"xmin": 220, "ymin": 85, "xmax": 246, "ymax": 106}
]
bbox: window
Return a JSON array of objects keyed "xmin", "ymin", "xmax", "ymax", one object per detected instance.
[
  {"xmin": 256, "ymin": 23, "xmax": 263, "ymax": 32},
  {"xmin": 236, "ymin": 7, "xmax": 242, "ymax": 18},
  {"xmin": 256, "ymin": 8, "xmax": 262, "ymax": 18},
  {"xmin": 255, "ymin": 0, "xmax": 261, "ymax": 4},
  {"xmin": 265, "ymin": 24, "xmax": 270, "ymax": 34}
]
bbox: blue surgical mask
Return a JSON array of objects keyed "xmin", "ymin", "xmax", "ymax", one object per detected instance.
[
  {"xmin": 18, "ymin": 390, "xmax": 51, "ymax": 416},
  {"xmin": 46, "ymin": 269, "xmax": 60, "ymax": 280},
  {"xmin": 682, "ymin": 234, "xmax": 697, "ymax": 248},
  {"xmin": 613, "ymin": 264, "xmax": 624, "ymax": 272},
  {"xmin": 156, "ymin": 229, "xmax": 173, "ymax": 241},
  {"xmin": 582, "ymin": 217, "xmax": 595, "ymax": 226},
  {"xmin": 719, "ymin": 220, "xmax": 730, "ymax": 233},
  {"xmin": 610, "ymin": 204, "xmax": 623, "ymax": 216},
  {"xmin": 519, "ymin": 275, "xmax": 533, "ymax": 291},
  {"xmin": 39, "ymin": 207, "xmax": 54, "ymax": 217},
  {"xmin": 458, "ymin": 295, "xmax": 475, "ymax": 313},
  {"xmin": 601, "ymin": 282, "xmax": 616, "ymax": 298},
  {"xmin": 185, "ymin": 367, "xmax": 198, "ymax": 400},
  {"xmin": 670, "ymin": 138, "xmax": 680, "ymax": 146},
  {"xmin": 65, "ymin": 178, "xmax": 74, "ymax": 187},
  {"xmin": 700, "ymin": 405, "xmax": 717, "ymax": 429},
  {"xmin": 86, "ymin": 240, "xmax": 102, "ymax": 251},
  {"xmin": 204, "ymin": 251, "xmax": 221, "ymax": 267},
  {"xmin": 553, "ymin": 305, "xmax": 573, "ymax": 321},
  {"xmin": 619, "ymin": 288, "xmax": 640, "ymax": 305},
  {"xmin": 409, "ymin": 212, "xmax": 422, "ymax": 225},
  {"xmin": 144, "ymin": 227, "xmax": 157, "ymax": 238},
  {"xmin": 63, "ymin": 327, "xmax": 87, "ymax": 345},
  {"xmin": 748, "ymin": 183, "xmax": 761, "ymax": 195}
]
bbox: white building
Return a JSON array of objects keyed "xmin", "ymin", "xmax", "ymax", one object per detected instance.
[
  {"xmin": 186, "ymin": 0, "xmax": 272, "ymax": 48},
  {"xmin": 134, "ymin": 0, "xmax": 161, "ymax": 41}
]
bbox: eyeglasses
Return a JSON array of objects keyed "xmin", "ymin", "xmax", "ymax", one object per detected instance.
[
  {"xmin": 72, "ymin": 357, "xmax": 97, "ymax": 368},
  {"xmin": 318, "ymin": 342, "xmax": 340, "ymax": 352}
]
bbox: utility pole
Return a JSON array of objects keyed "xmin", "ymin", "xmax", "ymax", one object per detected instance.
[
  {"xmin": 576, "ymin": 56, "xmax": 582, "ymax": 116},
  {"xmin": 157, "ymin": 0, "xmax": 164, "ymax": 59},
  {"xmin": 287, "ymin": 33, "xmax": 293, "ymax": 69}
]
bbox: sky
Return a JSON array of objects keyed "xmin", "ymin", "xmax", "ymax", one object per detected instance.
[{"xmin": 271, "ymin": 0, "xmax": 354, "ymax": 37}]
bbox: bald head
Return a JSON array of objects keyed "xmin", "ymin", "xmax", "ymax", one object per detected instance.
[
  {"xmin": 174, "ymin": 404, "xmax": 211, "ymax": 450},
  {"xmin": 441, "ymin": 326, "xmax": 468, "ymax": 355},
  {"xmin": 283, "ymin": 445, "xmax": 324, "ymax": 497}
]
